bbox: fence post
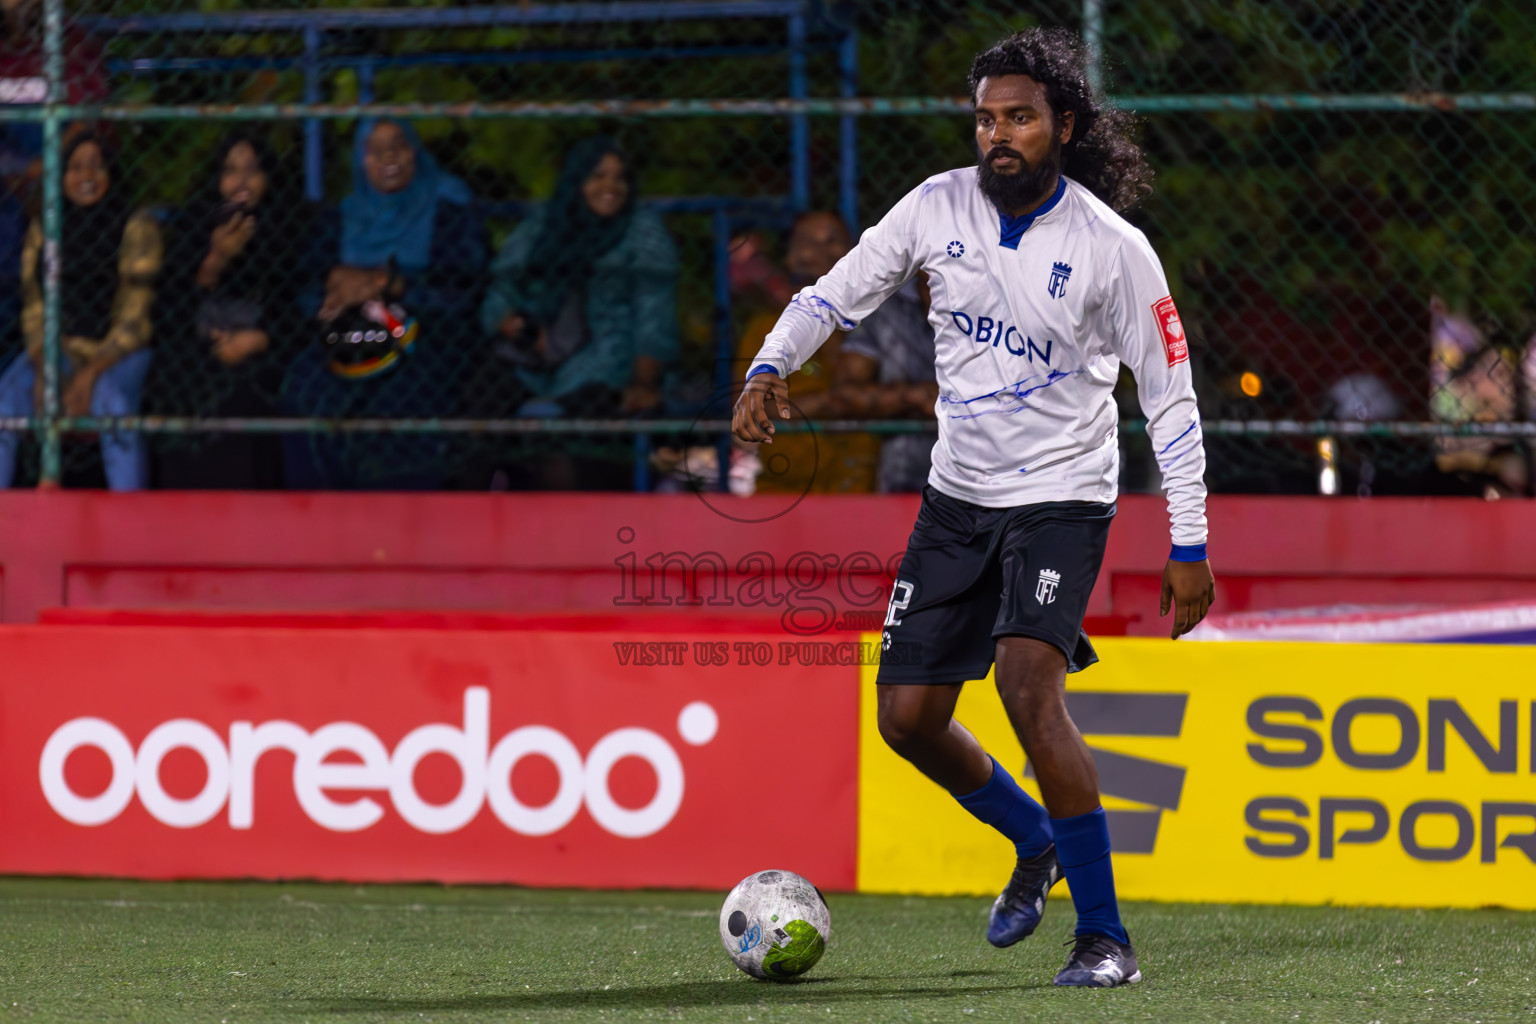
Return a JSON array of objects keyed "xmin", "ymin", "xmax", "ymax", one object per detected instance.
[
  {"xmin": 303, "ymin": 25, "xmax": 323, "ymax": 202},
  {"xmin": 359, "ymin": 61, "xmax": 376, "ymax": 104},
  {"xmin": 713, "ymin": 207, "xmax": 734, "ymax": 492},
  {"xmin": 838, "ymin": 25, "xmax": 859, "ymax": 234},
  {"xmin": 1083, "ymin": 0, "xmax": 1105, "ymax": 97},
  {"xmin": 38, "ymin": 0, "xmax": 63, "ymax": 487},
  {"xmin": 787, "ymin": 9, "xmax": 809, "ymax": 210},
  {"xmin": 632, "ymin": 433, "xmax": 652, "ymax": 493}
]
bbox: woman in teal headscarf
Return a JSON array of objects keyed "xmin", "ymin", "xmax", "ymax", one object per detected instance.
[
  {"xmin": 480, "ymin": 137, "xmax": 679, "ymax": 418},
  {"xmin": 323, "ymin": 118, "xmax": 475, "ymax": 312},
  {"xmin": 282, "ymin": 118, "xmax": 486, "ymax": 490}
]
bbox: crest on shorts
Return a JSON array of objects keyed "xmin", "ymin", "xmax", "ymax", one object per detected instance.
[
  {"xmin": 1036, "ymin": 569, "xmax": 1061, "ymax": 605},
  {"xmin": 1047, "ymin": 261, "xmax": 1072, "ymax": 299}
]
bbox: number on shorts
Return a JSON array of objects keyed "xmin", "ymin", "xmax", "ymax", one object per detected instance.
[{"xmin": 884, "ymin": 580, "xmax": 914, "ymax": 627}]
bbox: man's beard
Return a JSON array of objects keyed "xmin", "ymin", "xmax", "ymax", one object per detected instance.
[{"xmin": 977, "ymin": 143, "xmax": 1061, "ymax": 213}]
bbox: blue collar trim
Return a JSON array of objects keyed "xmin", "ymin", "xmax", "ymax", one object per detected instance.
[{"xmin": 997, "ymin": 177, "xmax": 1067, "ymax": 251}]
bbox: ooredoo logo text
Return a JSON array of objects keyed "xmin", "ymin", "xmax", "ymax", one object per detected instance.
[{"xmin": 38, "ymin": 688, "xmax": 720, "ymax": 838}]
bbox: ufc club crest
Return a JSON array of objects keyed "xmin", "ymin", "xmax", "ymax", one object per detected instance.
[
  {"xmin": 1036, "ymin": 569, "xmax": 1061, "ymax": 605},
  {"xmin": 1047, "ymin": 261, "xmax": 1072, "ymax": 299}
]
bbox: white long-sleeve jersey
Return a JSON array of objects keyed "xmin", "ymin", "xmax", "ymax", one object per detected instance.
[{"xmin": 751, "ymin": 170, "xmax": 1208, "ymax": 548}]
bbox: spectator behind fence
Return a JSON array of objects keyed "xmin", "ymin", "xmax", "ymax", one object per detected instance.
[
  {"xmin": 0, "ymin": 0, "xmax": 106, "ymax": 200},
  {"xmin": 727, "ymin": 228, "xmax": 794, "ymax": 315},
  {"xmin": 0, "ymin": 132, "xmax": 161, "ymax": 489},
  {"xmin": 823, "ymin": 271, "xmax": 938, "ymax": 493},
  {"xmin": 0, "ymin": 0, "xmax": 104, "ymax": 348},
  {"xmin": 480, "ymin": 137, "xmax": 678, "ymax": 418},
  {"xmin": 471, "ymin": 137, "xmax": 677, "ymax": 490},
  {"xmin": 150, "ymin": 133, "xmax": 310, "ymax": 489},
  {"xmin": 1428, "ymin": 296, "xmax": 1526, "ymax": 498},
  {"xmin": 733, "ymin": 211, "xmax": 878, "ymax": 494},
  {"xmin": 281, "ymin": 118, "xmax": 485, "ymax": 490}
]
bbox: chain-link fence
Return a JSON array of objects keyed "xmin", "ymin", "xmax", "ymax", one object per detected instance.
[{"xmin": 1, "ymin": 0, "xmax": 1532, "ymax": 495}]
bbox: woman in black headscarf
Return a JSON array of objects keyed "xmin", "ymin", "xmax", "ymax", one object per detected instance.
[
  {"xmin": 0, "ymin": 130, "xmax": 161, "ymax": 489},
  {"xmin": 149, "ymin": 131, "xmax": 309, "ymax": 488}
]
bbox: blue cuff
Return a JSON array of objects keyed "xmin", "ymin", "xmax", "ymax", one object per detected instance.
[
  {"xmin": 1169, "ymin": 543, "xmax": 1208, "ymax": 563},
  {"xmin": 746, "ymin": 363, "xmax": 780, "ymax": 381}
]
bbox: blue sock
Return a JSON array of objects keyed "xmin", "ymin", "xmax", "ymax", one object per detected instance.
[
  {"xmin": 953, "ymin": 757, "xmax": 1053, "ymax": 859},
  {"xmin": 1052, "ymin": 807, "xmax": 1128, "ymax": 943}
]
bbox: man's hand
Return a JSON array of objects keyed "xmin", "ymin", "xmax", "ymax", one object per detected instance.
[
  {"xmin": 211, "ymin": 328, "xmax": 270, "ymax": 366},
  {"xmin": 905, "ymin": 380, "xmax": 940, "ymax": 413},
  {"xmin": 319, "ymin": 266, "xmax": 388, "ymax": 322},
  {"xmin": 1160, "ymin": 558, "xmax": 1215, "ymax": 639},
  {"xmin": 732, "ymin": 371, "xmax": 791, "ymax": 444},
  {"xmin": 62, "ymin": 366, "xmax": 97, "ymax": 418},
  {"xmin": 792, "ymin": 390, "xmax": 832, "ymax": 418},
  {"xmin": 620, "ymin": 383, "xmax": 662, "ymax": 414}
]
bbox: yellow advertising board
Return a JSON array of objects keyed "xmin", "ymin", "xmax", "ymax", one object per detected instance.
[{"xmin": 857, "ymin": 637, "xmax": 1536, "ymax": 909}]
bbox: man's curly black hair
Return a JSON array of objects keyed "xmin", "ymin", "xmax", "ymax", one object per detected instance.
[{"xmin": 968, "ymin": 27, "xmax": 1153, "ymax": 213}]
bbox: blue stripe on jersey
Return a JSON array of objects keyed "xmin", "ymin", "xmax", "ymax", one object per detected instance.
[
  {"xmin": 746, "ymin": 363, "xmax": 780, "ymax": 380},
  {"xmin": 997, "ymin": 177, "xmax": 1068, "ymax": 251},
  {"xmin": 1160, "ymin": 442, "xmax": 1201, "ymax": 470},
  {"xmin": 1157, "ymin": 420, "xmax": 1199, "ymax": 455}
]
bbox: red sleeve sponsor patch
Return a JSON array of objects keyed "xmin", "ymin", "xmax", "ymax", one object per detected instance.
[{"xmin": 1152, "ymin": 295, "xmax": 1188, "ymax": 366}]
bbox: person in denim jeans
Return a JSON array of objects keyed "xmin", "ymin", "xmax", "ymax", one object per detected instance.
[{"xmin": 0, "ymin": 132, "xmax": 162, "ymax": 489}]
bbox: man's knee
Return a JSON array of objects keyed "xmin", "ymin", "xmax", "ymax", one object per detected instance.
[
  {"xmin": 0, "ymin": 356, "xmax": 33, "ymax": 415},
  {"xmin": 877, "ymin": 692, "xmax": 949, "ymax": 759},
  {"xmin": 90, "ymin": 351, "xmax": 152, "ymax": 417},
  {"xmin": 994, "ymin": 636, "xmax": 1068, "ymax": 720},
  {"xmin": 90, "ymin": 375, "xmax": 132, "ymax": 416}
]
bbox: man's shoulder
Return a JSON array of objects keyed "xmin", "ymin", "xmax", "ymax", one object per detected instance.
[
  {"xmin": 1062, "ymin": 178, "xmax": 1152, "ymax": 257},
  {"xmin": 922, "ymin": 167, "xmax": 978, "ymax": 188},
  {"xmin": 876, "ymin": 168, "xmax": 979, "ymax": 233},
  {"xmin": 911, "ymin": 167, "xmax": 978, "ymax": 202}
]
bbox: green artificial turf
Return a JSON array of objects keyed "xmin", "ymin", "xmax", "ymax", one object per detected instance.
[{"xmin": 0, "ymin": 878, "xmax": 1530, "ymax": 1023}]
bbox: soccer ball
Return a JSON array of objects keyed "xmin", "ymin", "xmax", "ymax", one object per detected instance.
[{"xmin": 718, "ymin": 869, "xmax": 830, "ymax": 980}]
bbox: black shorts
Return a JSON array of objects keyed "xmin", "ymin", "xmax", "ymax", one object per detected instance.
[{"xmin": 876, "ymin": 486, "xmax": 1113, "ymax": 685}]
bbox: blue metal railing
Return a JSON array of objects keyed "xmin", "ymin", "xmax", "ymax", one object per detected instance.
[
  {"xmin": 43, "ymin": 1, "xmax": 860, "ymax": 491},
  {"xmin": 81, "ymin": 2, "xmax": 813, "ymax": 33},
  {"xmin": 78, "ymin": 1, "xmax": 858, "ymax": 215}
]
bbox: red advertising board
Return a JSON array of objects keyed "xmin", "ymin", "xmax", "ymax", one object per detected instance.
[{"xmin": 0, "ymin": 625, "xmax": 860, "ymax": 889}]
